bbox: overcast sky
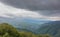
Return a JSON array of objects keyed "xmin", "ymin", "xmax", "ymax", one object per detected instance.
[{"xmin": 0, "ymin": 0, "xmax": 60, "ymax": 21}]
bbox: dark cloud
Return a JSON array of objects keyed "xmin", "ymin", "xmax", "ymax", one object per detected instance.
[
  {"xmin": 39, "ymin": 10, "xmax": 60, "ymax": 16},
  {"xmin": 0, "ymin": 0, "xmax": 60, "ymax": 17},
  {"xmin": 4, "ymin": 13, "xmax": 16, "ymax": 17},
  {"xmin": 0, "ymin": 0, "xmax": 60, "ymax": 10}
]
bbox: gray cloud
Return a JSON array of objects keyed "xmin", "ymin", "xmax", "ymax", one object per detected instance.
[
  {"xmin": 38, "ymin": 10, "xmax": 60, "ymax": 17},
  {"xmin": 0, "ymin": 0, "xmax": 60, "ymax": 17},
  {"xmin": 0, "ymin": 0, "xmax": 60, "ymax": 10}
]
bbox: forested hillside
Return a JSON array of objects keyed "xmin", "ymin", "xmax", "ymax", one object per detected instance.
[
  {"xmin": 0, "ymin": 23, "xmax": 52, "ymax": 37},
  {"xmin": 37, "ymin": 21, "xmax": 60, "ymax": 37}
]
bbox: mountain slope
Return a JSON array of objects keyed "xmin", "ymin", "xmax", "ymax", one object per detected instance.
[
  {"xmin": 37, "ymin": 21, "xmax": 60, "ymax": 37},
  {"xmin": 0, "ymin": 17, "xmax": 50, "ymax": 31},
  {"xmin": 0, "ymin": 23, "xmax": 52, "ymax": 37}
]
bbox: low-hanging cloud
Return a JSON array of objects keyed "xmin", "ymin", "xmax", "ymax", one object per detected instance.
[
  {"xmin": 0, "ymin": 2, "xmax": 41, "ymax": 19},
  {"xmin": 38, "ymin": 10, "xmax": 60, "ymax": 17}
]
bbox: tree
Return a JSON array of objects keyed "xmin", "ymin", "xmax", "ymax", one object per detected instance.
[
  {"xmin": 0, "ymin": 23, "xmax": 21, "ymax": 37},
  {"xmin": 0, "ymin": 23, "xmax": 52, "ymax": 37}
]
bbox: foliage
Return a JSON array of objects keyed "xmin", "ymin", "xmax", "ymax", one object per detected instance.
[{"xmin": 0, "ymin": 23, "xmax": 52, "ymax": 37}]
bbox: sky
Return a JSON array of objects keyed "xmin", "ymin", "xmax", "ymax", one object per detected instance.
[{"xmin": 0, "ymin": 0, "xmax": 60, "ymax": 21}]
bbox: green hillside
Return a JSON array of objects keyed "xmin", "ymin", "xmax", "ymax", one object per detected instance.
[
  {"xmin": 37, "ymin": 21, "xmax": 60, "ymax": 37},
  {"xmin": 0, "ymin": 23, "xmax": 52, "ymax": 37}
]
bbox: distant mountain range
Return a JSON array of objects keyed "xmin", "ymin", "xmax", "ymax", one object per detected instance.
[
  {"xmin": 0, "ymin": 17, "xmax": 60, "ymax": 37},
  {"xmin": 17, "ymin": 21, "xmax": 60, "ymax": 37},
  {"xmin": 33, "ymin": 21, "xmax": 60, "ymax": 37},
  {"xmin": 0, "ymin": 17, "xmax": 50, "ymax": 30}
]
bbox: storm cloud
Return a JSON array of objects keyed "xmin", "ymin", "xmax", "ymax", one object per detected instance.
[
  {"xmin": 38, "ymin": 10, "xmax": 60, "ymax": 17},
  {"xmin": 0, "ymin": 0, "xmax": 60, "ymax": 20},
  {"xmin": 0, "ymin": 0, "xmax": 60, "ymax": 10}
]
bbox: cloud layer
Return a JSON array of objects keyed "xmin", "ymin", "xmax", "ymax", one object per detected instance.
[
  {"xmin": 0, "ymin": 2, "xmax": 60, "ymax": 21},
  {"xmin": 0, "ymin": 0, "xmax": 60, "ymax": 17},
  {"xmin": 0, "ymin": 0, "xmax": 60, "ymax": 10},
  {"xmin": 0, "ymin": 2, "xmax": 41, "ymax": 18},
  {"xmin": 38, "ymin": 10, "xmax": 60, "ymax": 17}
]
